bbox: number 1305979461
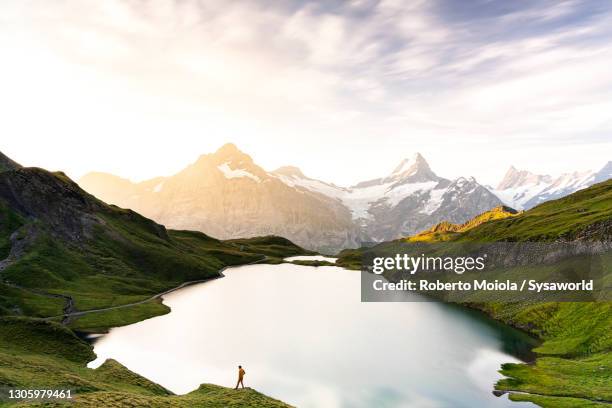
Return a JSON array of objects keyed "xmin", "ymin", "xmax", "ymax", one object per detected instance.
[{"xmin": 3, "ymin": 388, "xmax": 73, "ymax": 400}]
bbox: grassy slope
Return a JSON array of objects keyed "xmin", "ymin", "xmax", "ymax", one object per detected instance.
[
  {"xmin": 0, "ymin": 169, "xmax": 306, "ymax": 328},
  {"xmin": 0, "ymin": 166, "xmax": 306, "ymax": 406},
  {"xmin": 337, "ymin": 180, "xmax": 612, "ymax": 407},
  {"xmin": 457, "ymin": 180, "xmax": 612, "ymax": 242}
]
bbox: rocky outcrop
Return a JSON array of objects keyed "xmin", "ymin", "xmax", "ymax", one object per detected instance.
[{"xmin": 0, "ymin": 167, "xmax": 168, "ymax": 243}]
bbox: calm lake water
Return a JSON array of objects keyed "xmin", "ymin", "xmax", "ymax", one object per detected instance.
[
  {"xmin": 88, "ymin": 259, "xmax": 536, "ymax": 408},
  {"xmin": 285, "ymin": 255, "xmax": 338, "ymax": 262}
]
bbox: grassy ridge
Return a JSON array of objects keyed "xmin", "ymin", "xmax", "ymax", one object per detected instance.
[{"xmin": 337, "ymin": 179, "xmax": 612, "ymax": 407}]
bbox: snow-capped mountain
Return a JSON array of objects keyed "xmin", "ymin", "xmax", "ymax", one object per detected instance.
[
  {"xmin": 490, "ymin": 161, "xmax": 611, "ymax": 210},
  {"xmin": 274, "ymin": 153, "xmax": 447, "ymax": 223},
  {"xmin": 271, "ymin": 153, "xmax": 502, "ymax": 242},
  {"xmin": 490, "ymin": 167, "xmax": 553, "ymax": 210}
]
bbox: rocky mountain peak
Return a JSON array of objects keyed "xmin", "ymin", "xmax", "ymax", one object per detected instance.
[
  {"xmin": 449, "ymin": 176, "xmax": 475, "ymax": 188},
  {"xmin": 215, "ymin": 142, "xmax": 240, "ymax": 155},
  {"xmin": 0, "ymin": 151, "xmax": 22, "ymax": 172},
  {"xmin": 497, "ymin": 166, "xmax": 551, "ymax": 190},
  {"xmin": 193, "ymin": 143, "xmax": 256, "ymax": 170},
  {"xmin": 214, "ymin": 143, "xmax": 252, "ymax": 162},
  {"xmin": 391, "ymin": 153, "xmax": 429, "ymax": 175},
  {"xmin": 387, "ymin": 153, "xmax": 440, "ymax": 185},
  {"xmin": 351, "ymin": 153, "xmax": 439, "ymax": 189}
]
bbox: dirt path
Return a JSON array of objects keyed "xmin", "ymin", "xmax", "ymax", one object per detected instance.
[
  {"xmin": 43, "ymin": 255, "xmax": 268, "ymax": 324},
  {"xmin": 0, "ymin": 226, "xmax": 269, "ymax": 325},
  {"xmin": 1, "ymin": 278, "xmax": 75, "ymax": 322}
]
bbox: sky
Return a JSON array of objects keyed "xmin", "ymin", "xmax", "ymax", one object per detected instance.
[{"xmin": 1, "ymin": 0, "xmax": 611, "ymax": 186}]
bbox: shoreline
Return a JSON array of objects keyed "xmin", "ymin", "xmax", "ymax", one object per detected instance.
[
  {"xmin": 83, "ymin": 259, "xmax": 540, "ymax": 406},
  {"xmin": 44, "ymin": 255, "xmax": 268, "ymax": 330}
]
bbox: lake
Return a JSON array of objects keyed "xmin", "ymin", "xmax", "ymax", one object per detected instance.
[{"xmin": 88, "ymin": 258, "xmax": 537, "ymax": 407}]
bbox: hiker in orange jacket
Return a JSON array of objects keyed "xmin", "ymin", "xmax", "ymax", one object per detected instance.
[{"xmin": 235, "ymin": 365, "xmax": 246, "ymax": 390}]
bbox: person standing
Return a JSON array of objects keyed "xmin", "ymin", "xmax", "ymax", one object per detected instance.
[{"xmin": 235, "ymin": 365, "xmax": 246, "ymax": 390}]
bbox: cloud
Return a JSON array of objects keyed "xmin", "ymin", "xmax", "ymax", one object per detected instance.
[{"xmin": 0, "ymin": 0, "xmax": 610, "ymax": 185}]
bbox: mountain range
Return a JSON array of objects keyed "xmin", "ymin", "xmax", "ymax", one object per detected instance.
[
  {"xmin": 79, "ymin": 144, "xmax": 610, "ymax": 252},
  {"xmin": 79, "ymin": 144, "xmax": 506, "ymax": 252},
  {"xmin": 489, "ymin": 161, "xmax": 612, "ymax": 210}
]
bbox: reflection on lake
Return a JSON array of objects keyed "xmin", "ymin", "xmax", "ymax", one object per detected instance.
[
  {"xmin": 285, "ymin": 255, "xmax": 337, "ymax": 262},
  {"xmin": 89, "ymin": 260, "xmax": 536, "ymax": 408}
]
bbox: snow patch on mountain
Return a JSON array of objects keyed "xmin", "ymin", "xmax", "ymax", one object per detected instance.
[
  {"xmin": 217, "ymin": 162, "xmax": 261, "ymax": 182},
  {"xmin": 421, "ymin": 188, "xmax": 446, "ymax": 215},
  {"xmin": 153, "ymin": 181, "xmax": 164, "ymax": 193},
  {"xmin": 342, "ymin": 183, "xmax": 391, "ymax": 219},
  {"xmin": 491, "ymin": 183, "xmax": 548, "ymax": 209},
  {"xmin": 385, "ymin": 181, "xmax": 439, "ymax": 207},
  {"xmin": 273, "ymin": 173, "xmax": 346, "ymax": 200}
]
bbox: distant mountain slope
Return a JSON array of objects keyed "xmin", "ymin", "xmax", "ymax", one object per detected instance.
[
  {"xmin": 490, "ymin": 161, "xmax": 611, "ymax": 210},
  {"xmin": 81, "ymin": 145, "xmax": 501, "ymax": 251}
]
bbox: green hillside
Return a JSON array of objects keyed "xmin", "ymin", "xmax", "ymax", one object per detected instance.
[
  {"xmin": 337, "ymin": 179, "xmax": 612, "ymax": 407},
  {"xmin": 458, "ymin": 181, "xmax": 611, "ymax": 242},
  {"xmin": 0, "ymin": 162, "xmax": 305, "ymax": 406},
  {"xmin": 0, "ymin": 167, "xmax": 305, "ymax": 326},
  {"xmin": 0, "ymin": 317, "xmax": 292, "ymax": 407}
]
